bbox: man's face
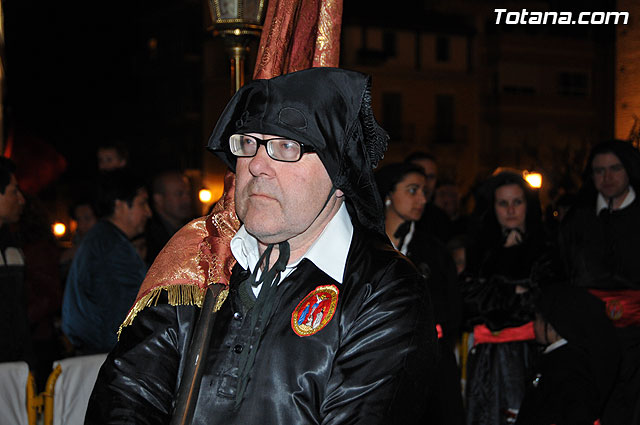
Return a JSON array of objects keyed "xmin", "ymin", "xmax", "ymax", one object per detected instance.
[
  {"xmin": 235, "ymin": 133, "xmax": 335, "ymax": 245},
  {"xmin": 411, "ymin": 159, "xmax": 437, "ymax": 201},
  {"xmin": 592, "ymin": 152, "xmax": 630, "ymax": 201},
  {"xmin": 155, "ymin": 175, "xmax": 192, "ymax": 222},
  {"xmin": 74, "ymin": 204, "xmax": 97, "ymax": 237},
  {"xmin": 121, "ymin": 189, "xmax": 151, "ymax": 237},
  {"xmin": 97, "ymin": 148, "xmax": 126, "ymax": 171},
  {"xmin": 434, "ymin": 184, "xmax": 459, "ymax": 219},
  {"xmin": 0, "ymin": 174, "xmax": 25, "ymax": 226}
]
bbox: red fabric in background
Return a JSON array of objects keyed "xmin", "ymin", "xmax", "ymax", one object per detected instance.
[
  {"xmin": 589, "ymin": 289, "xmax": 640, "ymax": 328},
  {"xmin": 5, "ymin": 129, "xmax": 66, "ymax": 195},
  {"xmin": 473, "ymin": 321, "xmax": 535, "ymax": 346}
]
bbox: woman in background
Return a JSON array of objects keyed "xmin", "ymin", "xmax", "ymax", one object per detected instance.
[
  {"xmin": 462, "ymin": 171, "xmax": 552, "ymax": 425},
  {"xmin": 376, "ymin": 162, "xmax": 464, "ymax": 425}
]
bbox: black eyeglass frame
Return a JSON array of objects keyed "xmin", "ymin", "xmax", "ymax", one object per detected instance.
[{"xmin": 229, "ymin": 133, "xmax": 316, "ymax": 163}]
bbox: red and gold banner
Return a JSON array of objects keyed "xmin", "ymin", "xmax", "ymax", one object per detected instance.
[{"xmin": 254, "ymin": 0, "xmax": 343, "ymax": 79}]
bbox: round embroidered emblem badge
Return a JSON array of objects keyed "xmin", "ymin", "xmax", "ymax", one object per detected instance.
[
  {"xmin": 606, "ymin": 299, "xmax": 624, "ymax": 321},
  {"xmin": 291, "ymin": 285, "xmax": 339, "ymax": 337}
]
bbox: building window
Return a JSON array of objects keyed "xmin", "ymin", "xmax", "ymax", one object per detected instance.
[
  {"xmin": 435, "ymin": 94, "xmax": 454, "ymax": 143},
  {"xmin": 557, "ymin": 72, "xmax": 589, "ymax": 96},
  {"xmin": 382, "ymin": 92, "xmax": 403, "ymax": 139},
  {"xmin": 502, "ymin": 85, "xmax": 536, "ymax": 95},
  {"xmin": 383, "ymin": 31, "xmax": 396, "ymax": 57},
  {"xmin": 436, "ymin": 36, "xmax": 450, "ymax": 62}
]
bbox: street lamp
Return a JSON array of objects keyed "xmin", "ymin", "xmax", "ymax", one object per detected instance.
[
  {"xmin": 523, "ymin": 170, "xmax": 542, "ymax": 189},
  {"xmin": 207, "ymin": 0, "xmax": 266, "ymax": 94}
]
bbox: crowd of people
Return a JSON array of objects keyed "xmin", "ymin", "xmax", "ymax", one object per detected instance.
[
  {"xmin": 372, "ymin": 138, "xmax": 640, "ymax": 424},
  {"xmin": 0, "ymin": 141, "xmax": 198, "ymax": 387},
  {"xmin": 0, "ymin": 68, "xmax": 639, "ymax": 424}
]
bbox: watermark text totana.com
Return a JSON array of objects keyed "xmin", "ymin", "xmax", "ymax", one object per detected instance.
[{"xmin": 494, "ymin": 9, "xmax": 629, "ymax": 25}]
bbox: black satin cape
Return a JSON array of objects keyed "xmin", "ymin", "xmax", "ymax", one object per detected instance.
[{"xmin": 85, "ymin": 226, "xmax": 437, "ymax": 425}]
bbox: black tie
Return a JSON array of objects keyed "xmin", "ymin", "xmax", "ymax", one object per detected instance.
[{"xmin": 235, "ymin": 241, "xmax": 290, "ymax": 407}]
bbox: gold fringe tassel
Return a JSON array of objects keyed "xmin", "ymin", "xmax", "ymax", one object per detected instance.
[
  {"xmin": 118, "ymin": 284, "xmax": 208, "ymax": 339},
  {"xmin": 214, "ymin": 287, "xmax": 229, "ymax": 313}
]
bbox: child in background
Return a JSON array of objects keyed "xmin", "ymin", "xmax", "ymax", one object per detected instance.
[{"xmin": 516, "ymin": 285, "xmax": 620, "ymax": 425}]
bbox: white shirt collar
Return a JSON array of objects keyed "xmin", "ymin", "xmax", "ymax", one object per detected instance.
[
  {"xmin": 390, "ymin": 221, "xmax": 415, "ymax": 256},
  {"xmin": 543, "ymin": 338, "xmax": 568, "ymax": 354},
  {"xmin": 230, "ymin": 202, "xmax": 353, "ymax": 284},
  {"xmin": 596, "ymin": 185, "xmax": 636, "ymax": 214}
]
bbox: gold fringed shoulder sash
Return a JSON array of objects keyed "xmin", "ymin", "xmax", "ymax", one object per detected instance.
[{"xmin": 118, "ymin": 172, "xmax": 240, "ymax": 338}]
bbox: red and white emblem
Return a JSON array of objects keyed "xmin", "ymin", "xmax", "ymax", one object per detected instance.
[
  {"xmin": 291, "ymin": 285, "xmax": 339, "ymax": 337},
  {"xmin": 606, "ymin": 299, "xmax": 624, "ymax": 321}
]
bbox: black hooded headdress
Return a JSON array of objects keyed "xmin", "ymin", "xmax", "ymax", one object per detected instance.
[
  {"xmin": 471, "ymin": 171, "xmax": 543, "ymax": 238},
  {"xmin": 465, "ymin": 171, "xmax": 545, "ymax": 275},
  {"xmin": 535, "ymin": 284, "xmax": 621, "ymax": 412},
  {"xmin": 207, "ymin": 67, "xmax": 389, "ymax": 235}
]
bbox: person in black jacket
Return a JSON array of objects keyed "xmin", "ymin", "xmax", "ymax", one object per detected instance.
[
  {"xmin": 0, "ymin": 157, "xmax": 32, "ymax": 365},
  {"xmin": 376, "ymin": 162, "xmax": 465, "ymax": 425},
  {"xmin": 559, "ymin": 140, "xmax": 640, "ymax": 424},
  {"xmin": 86, "ymin": 68, "xmax": 437, "ymax": 425},
  {"xmin": 516, "ymin": 285, "xmax": 620, "ymax": 425},
  {"xmin": 462, "ymin": 171, "xmax": 552, "ymax": 425}
]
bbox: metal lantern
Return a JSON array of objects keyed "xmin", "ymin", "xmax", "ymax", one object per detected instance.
[{"xmin": 208, "ymin": 0, "xmax": 267, "ymax": 93}]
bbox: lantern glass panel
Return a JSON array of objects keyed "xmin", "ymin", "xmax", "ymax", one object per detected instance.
[
  {"xmin": 218, "ymin": 0, "xmax": 238, "ymax": 19},
  {"xmin": 244, "ymin": 0, "xmax": 260, "ymax": 22}
]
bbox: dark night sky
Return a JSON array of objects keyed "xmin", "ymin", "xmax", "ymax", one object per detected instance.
[
  {"xmin": 2, "ymin": 0, "xmax": 618, "ymax": 195},
  {"xmin": 5, "ymin": 1, "xmax": 134, "ymax": 157},
  {"xmin": 3, "ymin": 0, "xmax": 205, "ymax": 185}
]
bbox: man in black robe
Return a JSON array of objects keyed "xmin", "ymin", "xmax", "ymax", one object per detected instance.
[
  {"xmin": 86, "ymin": 68, "xmax": 437, "ymax": 424},
  {"xmin": 559, "ymin": 140, "xmax": 640, "ymax": 424}
]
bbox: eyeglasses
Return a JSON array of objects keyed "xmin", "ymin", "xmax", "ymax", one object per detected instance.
[{"xmin": 229, "ymin": 134, "xmax": 315, "ymax": 162}]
